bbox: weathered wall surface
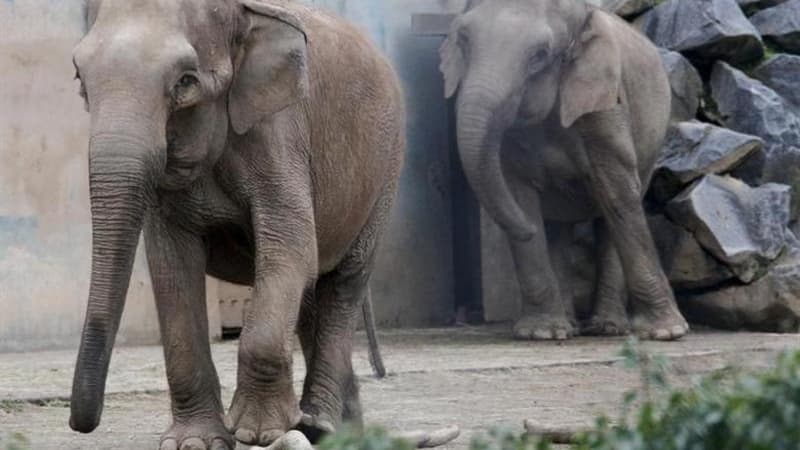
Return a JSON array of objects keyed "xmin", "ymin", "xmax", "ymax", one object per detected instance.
[
  {"xmin": 0, "ymin": 0, "xmax": 466, "ymax": 352},
  {"xmin": 0, "ymin": 0, "xmax": 167, "ymax": 352}
]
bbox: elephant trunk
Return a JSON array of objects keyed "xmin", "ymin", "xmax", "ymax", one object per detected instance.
[
  {"xmin": 456, "ymin": 78, "xmax": 535, "ymax": 241},
  {"xmin": 70, "ymin": 130, "xmax": 162, "ymax": 433}
]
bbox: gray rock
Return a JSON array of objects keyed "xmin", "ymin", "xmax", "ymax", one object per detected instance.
[
  {"xmin": 649, "ymin": 214, "xmax": 735, "ymax": 290},
  {"xmin": 679, "ymin": 233, "xmax": 800, "ymax": 333},
  {"xmin": 636, "ymin": 0, "xmax": 763, "ymax": 65},
  {"xmin": 709, "ymin": 62, "xmax": 800, "ymax": 216},
  {"xmin": 738, "ymin": 0, "xmax": 789, "ymax": 15},
  {"xmin": 650, "ymin": 121, "xmax": 763, "ymax": 202},
  {"xmin": 658, "ymin": 49, "xmax": 703, "ymax": 122},
  {"xmin": 750, "ymin": 0, "xmax": 800, "ymax": 52},
  {"xmin": 587, "ymin": 0, "xmax": 657, "ymax": 17},
  {"xmin": 666, "ymin": 175, "xmax": 791, "ymax": 283},
  {"xmin": 752, "ymin": 54, "xmax": 800, "ymax": 109}
]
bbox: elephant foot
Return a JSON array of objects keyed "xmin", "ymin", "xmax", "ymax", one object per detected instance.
[
  {"xmin": 631, "ymin": 302, "xmax": 689, "ymax": 341},
  {"xmin": 581, "ymin": 313, "xmax": 630, "ymax": 336},
  {"xmin": 160, "ymin": 416, "xmax": 233, "ymax": 450},
  {"xmin": 513, "ymin": 314, "xmax": 574, "ymax": 340},
  {"xmin": 295, "ymin": 412, "xmax": 337, "ymax": 444},
  {"xmin": 225, "ymin": 383, "xmax": 302, "ymax": 447}
]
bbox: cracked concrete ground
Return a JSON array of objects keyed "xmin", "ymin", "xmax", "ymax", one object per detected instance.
[{"xmin": 0, "ymin": 325, "xmax": 798, "ymax": 449}]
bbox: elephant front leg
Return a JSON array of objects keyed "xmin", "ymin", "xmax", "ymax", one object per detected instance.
[
  {"xmin": 577, "ymin": 108, "xmax": 688, "ymax": 341},
  {"xmin": 226, "ymin": 207, "xmax": 316, "ymax": 447},
  {"xmin": 144, "ymin": 217, "xmax": 232, "ymax": 450},
  {"xmin": 505, "ymin": 174, "xmax": 574, "ymax": 340}
]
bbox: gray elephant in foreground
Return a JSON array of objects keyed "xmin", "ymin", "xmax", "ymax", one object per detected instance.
[
  {"xmin": 69, "ymin": 0, "xmax": 403, "ymax": 448},
  {"xmin": 440, "ymin": 0, "xmax": 689, "ymax": 340}
]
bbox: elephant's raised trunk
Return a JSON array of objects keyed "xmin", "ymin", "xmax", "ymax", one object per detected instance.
[
  {"xmin": 456, "ymin": 82, "xmax": 536, "ymax": 241},
  {"xmin": 70, "ymin": 132, "xmax": 160, "ymax": 433}
]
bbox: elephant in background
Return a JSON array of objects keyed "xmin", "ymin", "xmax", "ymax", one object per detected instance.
[
  {"xmin": 440, "ymin": 0, "xmax": 689, "ymax": 341},
  {"xmin": 69, "ymin": 0, "xmax": 403, "ymax": 448}
]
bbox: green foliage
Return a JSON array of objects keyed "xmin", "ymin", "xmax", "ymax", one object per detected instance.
[
  {"xmin": 0, "ymin": 433, "xmax": 29, "ymax": 450},
  {"xmin": 573, "ymin": 341, "xmax": 800, "ymax": 450},
  {"xmin": 317, "ymin": 342, "xmax": 800, "ymax": 450},
  {"xmin": 470, "ymin": 428, "xmax": 550, "ymax": 450},
  {"xmin": 318, "ymin": 426, "xmax": 414, "ymax": 450}
]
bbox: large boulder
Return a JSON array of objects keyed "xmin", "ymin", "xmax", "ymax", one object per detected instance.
[
  {"xmin": 749, "ymin": 0, "xmax": 800, "ymax": 52},
  {"xmin": 636, "ymin": 0, "xmax": 763, "ymax": 65},
  {"xmin": 738, "ymin": 0, "xmax": 789, "ymax": 15},
  {"xmin": 709, "ymin": 62, "xmax": 800, "ymax": 216},
  {"xmin": 649, "ymin": 214, "xmax": 735, "ymax": 290},
  {"xmin": 650, "ymin": 121, "xmax": 763, "ymax": 203},
  {"xmin": 658, "ymin": 49, "xmax": 703, "ymax": 122},
  {"xmin": 752, "ymin": 54, "xmax": 800, "ymax": 109},
  {"xmin": 665, "ymin": 175, "xmax": 791, "ymax": 283},
  {"xmin": 679, "ymin": 234, "xmax": 800, "ymax": 333}
]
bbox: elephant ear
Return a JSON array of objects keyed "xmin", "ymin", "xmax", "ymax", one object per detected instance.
[
  {"xmin": 229, "ymin": 0, "xmax": 309, "ymax": 135},
  {"xmin": 439, "ymin": 21, "xmax": 466, "ymax": 99},
  {"xmin": 558, "ymin": 10, "xmax": 622, "ymax": 128}
]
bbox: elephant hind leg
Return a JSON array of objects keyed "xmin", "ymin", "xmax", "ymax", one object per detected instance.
[
  {"xmin": 298, "ymin": 182, "xmax": 396, "ymax": 442},
  {"xmin": 581, "ymin": 219, "xmax": 630, "ymax": 336},
  {"xmin": 577, "ymin": 107, "xmax": 688, "ymax": 341}
]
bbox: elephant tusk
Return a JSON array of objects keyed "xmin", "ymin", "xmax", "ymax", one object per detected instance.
[
  {"xmin": 249, "ymin": 430, "xmax": 314, "ymax": 450},
  {"xmin": 396, "ymin": 425, "xmax": 461, "ymax": 448}
]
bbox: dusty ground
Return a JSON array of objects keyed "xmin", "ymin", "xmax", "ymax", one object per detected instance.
[{"xmin": 0, "ymin": 325, "xmax": 798, "ymax": 449}]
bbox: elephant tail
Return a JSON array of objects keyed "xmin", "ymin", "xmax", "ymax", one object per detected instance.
[{"xmin": 362, "ymin": 286, "xmax": 386, "ymax": 378}]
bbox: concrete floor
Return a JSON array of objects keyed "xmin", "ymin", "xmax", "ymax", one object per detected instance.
[{"xmin": 0, "ymin": 325, "xmax": 798, "ymax": 449}]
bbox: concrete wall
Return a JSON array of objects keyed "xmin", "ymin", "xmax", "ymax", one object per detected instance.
[{"xmin": 0, "ymin": 0, "xmax": 466, "ymax": 352}]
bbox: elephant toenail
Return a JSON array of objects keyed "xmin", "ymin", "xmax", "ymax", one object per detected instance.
[
  {"xmin": 235, "ymin": 428, "xmax": 257, "ymax": 444},
  {"xmin": 210, "ymin": 438, "xmax": 230, "ymax": 450},
  {"xmin": 179, "ymin": 437, "xmax": 207, "ymax": 450},
  {"xmin": 160, "ymin": 439, "xmax": 179, "ymax": 450},
  {"xmin": 532, "ymin": 329, "xmax": 551, "ymax": 340},
  {"xmin": 300, "ymin": 413, "xmax": 315, "ymax": 426},
  {"xmin": 259, "ymin": 429, "xmax": 284, "ymax": 445},
  {"xmin": 653, "ymin": 329, "xmax": 670, "ymax": 340}
]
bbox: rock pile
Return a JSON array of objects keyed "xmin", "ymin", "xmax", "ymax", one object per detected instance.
[{"xmin": 585, "ymin": 0, "xmax": 800, "ymax": 332}]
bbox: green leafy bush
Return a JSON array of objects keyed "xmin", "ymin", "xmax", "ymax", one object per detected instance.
[
  {"xmin": 573, "ymin": 346, "xmax": 800, "ymax": 450},
  {"xmin": 319, "ymin": 426, "xmax": 414, "ymax": 450},
  {"xmin": 319, "ymin": 341, "xmax": 800, "ymax": 450}
]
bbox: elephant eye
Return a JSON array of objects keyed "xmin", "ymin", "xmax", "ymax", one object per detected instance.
[
  {"xmin": 172, "ymin": 72, "xmax": 202, "ymax": 110},
  {"xmin": 178, "ymin": 74, "xmax": 198, "ymax": 88},
  {"xmin": 528, "ymin": 47, "xmax": 551, "ymax": 73}
]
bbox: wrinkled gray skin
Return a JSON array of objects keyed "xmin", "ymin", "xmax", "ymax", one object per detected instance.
[
  {"xmin": 441, "ymin": 0, "xmax": 689, "ymax": 341},
  {"xmin": 69, "ymin": 1, "xmax": 404, "ymax": 449}
]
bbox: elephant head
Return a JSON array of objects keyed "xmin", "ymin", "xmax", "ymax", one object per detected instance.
[
  {"xmin": 440, "ymin": 0, "xmax": 622, "ymax": 240},
  {"xmin": 69, "ymin": 0, "xmax": 309, "ymax": 433}
]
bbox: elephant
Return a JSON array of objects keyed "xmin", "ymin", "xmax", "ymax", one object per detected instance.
[
  {"xmin": 440, "ymin": 0, "xmax": 689, "ymax": 341},
  {"xmin": 69, "ymin": 0, "xmax": 404, "ymax": 449}
]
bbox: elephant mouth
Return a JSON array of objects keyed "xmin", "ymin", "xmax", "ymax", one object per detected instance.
[{"xmin": 162, "ymin": 144, "xmax": 202, "ymax": 189}]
